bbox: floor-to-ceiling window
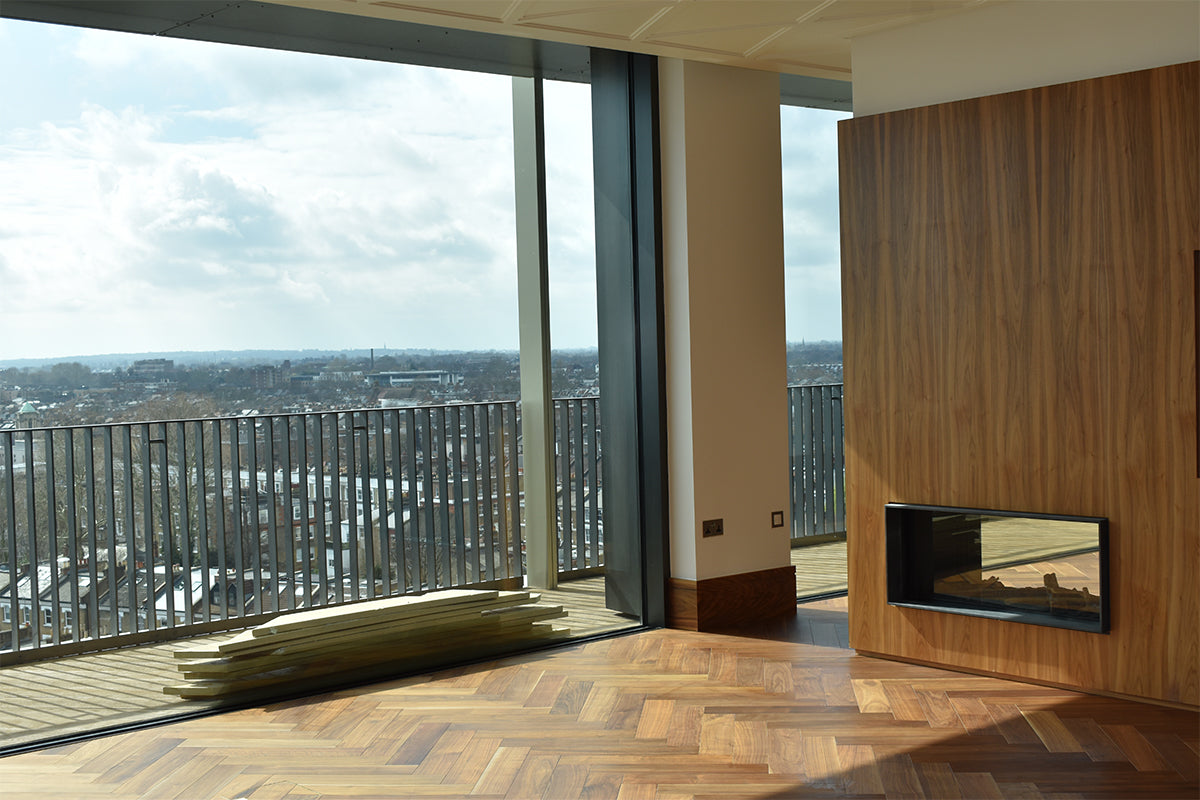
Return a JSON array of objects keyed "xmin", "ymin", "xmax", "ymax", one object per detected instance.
[
  {"xmin": 781, "ymin": 104, "xmax": 851, "ymax": 599},
  {"xmin": 0, "ymin": 7, "xmax": 649, "ymax": 749}
]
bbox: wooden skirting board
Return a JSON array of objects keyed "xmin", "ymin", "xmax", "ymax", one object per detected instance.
[
  {"xmin": 667, "ymin": 565, "xmax": 797, "ymax": 631},
  {"xmin": 167, "ymin": 589, "xmax": 569, "ymax": 700}
]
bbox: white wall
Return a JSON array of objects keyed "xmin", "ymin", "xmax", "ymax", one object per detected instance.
[
  {"xmin": 852, "ymin": 0, "xmax": 1200, "ymax": 115},
  {"xmin": 659, "ymin": 59, "xmax": 792, "ymax": 582}
]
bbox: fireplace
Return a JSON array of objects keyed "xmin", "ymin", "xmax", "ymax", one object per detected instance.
[{"xmin": 886, "ymin": 504, "xmax": 1109, "ymax": 633}]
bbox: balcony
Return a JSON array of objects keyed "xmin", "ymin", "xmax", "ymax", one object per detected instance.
[
  {"xmin": 1, "ymin": 397, "xmax": 609, "ymax": 661},
  {"xmin": 1, "ymin": 387, "xmax": 849, "ymax": 749}
]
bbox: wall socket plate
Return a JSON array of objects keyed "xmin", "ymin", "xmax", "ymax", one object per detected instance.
[
  {"xmin": 702, "ymin": 518, "xmax": 724, "ymax": 537},
  {"xmin": 771, "ymin": 511, "xmax": 784, "ymax": 528}
]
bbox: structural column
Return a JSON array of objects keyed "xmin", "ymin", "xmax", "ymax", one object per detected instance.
[{"xmin": 658, "ymin": 59, "xmax": 795, "ymax": 630}]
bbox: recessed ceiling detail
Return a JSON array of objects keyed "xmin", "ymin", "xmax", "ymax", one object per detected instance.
[{"xmin": 275, "ymin": 0, "xmax": 993, "ymax": 80}]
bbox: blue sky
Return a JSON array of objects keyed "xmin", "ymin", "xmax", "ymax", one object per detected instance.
[{"xmin": 0, "ymin": 17, "xmax": 846, "ymax": 362}]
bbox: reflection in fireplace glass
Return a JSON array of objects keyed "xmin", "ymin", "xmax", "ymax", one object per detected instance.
[
  {"xmin": 886, "ymin": 504, "xmax": 1109, "ymax": 633},
  {"xmin": 932, "ymin": 515, "xmax": 1102, "ymax": 618}
]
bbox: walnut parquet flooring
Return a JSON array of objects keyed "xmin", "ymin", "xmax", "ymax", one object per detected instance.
[{"xmin": 1, "ymin": 626, "xmax": 1195, "ymax": 800}]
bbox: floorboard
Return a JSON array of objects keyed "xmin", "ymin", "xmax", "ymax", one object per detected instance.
[{"xmin": 1, "ymin": 617, "xmax": 1195, "ymax": 799}]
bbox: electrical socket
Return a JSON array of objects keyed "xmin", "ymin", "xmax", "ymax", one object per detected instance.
[{"xmin": 702, "ymin": 518, "xmax": 723, "ymax": 538}]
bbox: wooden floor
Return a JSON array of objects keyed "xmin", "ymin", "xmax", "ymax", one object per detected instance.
[
  {"xmin": 1, "ymin": 603, "xmax": 1194, "ymax": 799},
  {"xmin": 0, "ymin": 577, "xmax": 634, "ymax": 753}
]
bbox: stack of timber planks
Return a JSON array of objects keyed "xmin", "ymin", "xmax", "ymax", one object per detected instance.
[{"xmin": 167, "ymin": 589, "xmax": 568, "ymax": 700}]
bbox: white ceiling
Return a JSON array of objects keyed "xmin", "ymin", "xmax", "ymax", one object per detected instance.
[{"xmin": 272, "ymin": 0, "xmax": 996, "ymax": 80}]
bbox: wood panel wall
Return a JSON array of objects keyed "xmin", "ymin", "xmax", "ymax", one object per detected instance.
[{"xmin": 840, "ymin": 62, "xmax": 1199, "ymax": 707}]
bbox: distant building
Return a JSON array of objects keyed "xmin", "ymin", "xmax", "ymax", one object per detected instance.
[
  {"xmin": 129, "ymin": 358, "xmax": 174, "ymax": 377},
  {"xmin": 372, "ymin": 370, "xmax": 463, "ymax": 388}
]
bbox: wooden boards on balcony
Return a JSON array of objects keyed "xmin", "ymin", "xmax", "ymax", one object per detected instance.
[{"xmin": 166, "ymin": 589, "xmax": 568, "ymax": 699}]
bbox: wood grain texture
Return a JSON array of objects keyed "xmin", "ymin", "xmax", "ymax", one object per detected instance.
[
  {"xmin": 840, "ymin": 61, "xmax": 1200, "ymax": 706},
  {"xmin": 667, "ymin": 566, "xmax": 797, "ymax": 631},
  {"xmin": 0, "ymin": 628, "xmax": 1195, "ymax": 799}
]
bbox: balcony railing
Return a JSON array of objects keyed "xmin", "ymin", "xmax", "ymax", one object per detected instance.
[
  {"xmin": 1, "ymin": 398, "xmax": 606, "ymax": 662},
  {"xmin": 788, "ymin": 383, "xmax": 846, "ymax": 541},
  {"xmin": 2, "ymin": 384, "xmax": 839, "ymax": 662}
]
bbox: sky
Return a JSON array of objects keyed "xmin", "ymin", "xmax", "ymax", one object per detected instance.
[{"xmin": 0, "ymin": 18, "xmax": 847, "ymax": 363}]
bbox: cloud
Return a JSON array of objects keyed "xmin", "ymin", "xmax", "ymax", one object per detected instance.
[{"xmin": 780, "ymin": 106, "xmax": 851, "ymax": 342}]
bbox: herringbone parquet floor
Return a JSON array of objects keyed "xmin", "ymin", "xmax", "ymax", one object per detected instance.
[{"xmin": 1, "ymin": 625, "xmax": 1195, "ymax": 799}]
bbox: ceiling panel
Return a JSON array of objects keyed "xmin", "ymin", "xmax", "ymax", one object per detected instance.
[{"xmin": 266, "ymin": 0, "xmax": 994, "ymax": 80}]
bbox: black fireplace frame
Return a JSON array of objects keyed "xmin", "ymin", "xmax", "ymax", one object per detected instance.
[{"xmin": 885, "ymin": 503, "xmax": 1110, "ymax": 633}]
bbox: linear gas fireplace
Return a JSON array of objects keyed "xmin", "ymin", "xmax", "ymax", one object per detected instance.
[{"xmin": 886, "ymin": 504, "xmax": 1109, "ymax": 633}]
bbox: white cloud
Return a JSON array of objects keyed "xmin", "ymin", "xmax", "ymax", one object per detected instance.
[
  {"xmin": 0, "ymin": 20, "xmax": 530, "ymax": 360},
  {"xmin": 781, "ymin": 105, "xmax": 850, "ymax": 342}
]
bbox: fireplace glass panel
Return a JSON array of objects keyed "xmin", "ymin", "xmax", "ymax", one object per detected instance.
[{"xmin": 886, "ymin": 504, "xmax": 1108, "ymax": 633}]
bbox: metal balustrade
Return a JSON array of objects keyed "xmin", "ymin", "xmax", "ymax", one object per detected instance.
[
  {"xmin": 1, "ymin": 386, "xmax": 839, "ymax": 661},
  {"xmin": 553, "ymin": 397, "xmax": 602, "ymax": 576},
  {"xmin": 788, "ymin": 384, "xmax": 846, "ymax": 541},
  {"xmin": 0, "ymin": 402, "xmax": 530, "ymax": 660}
]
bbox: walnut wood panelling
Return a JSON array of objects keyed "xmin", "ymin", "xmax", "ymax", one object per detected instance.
[
  {"xmin": 668, "ymin": 566, "xmax": 797, "ymax": 631},
  {"xmin": 840, "ymin": 62, "xmax": 1200, "ymax": 706}
]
